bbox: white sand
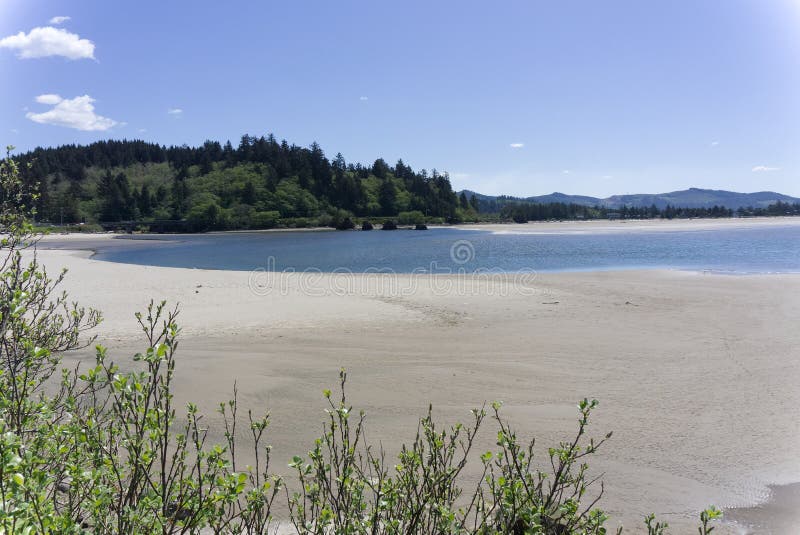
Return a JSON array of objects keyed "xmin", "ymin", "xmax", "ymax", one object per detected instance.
[
  {"xmin": 30, "ymin": 226, "xmax": 800, "ymax": 533},
  {"xmin": 454, "ymin": 216, "xmax": 800, "ymax": 234}
]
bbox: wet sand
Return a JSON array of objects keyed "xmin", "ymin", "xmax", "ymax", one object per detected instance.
[{"xmin": 726, "ymin": 484, "xmax": 800, "ymax": 534}]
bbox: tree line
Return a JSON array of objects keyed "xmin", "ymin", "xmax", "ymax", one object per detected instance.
[
  {"xmin": 15, "ymin": 136, "xmax": 478, "ymax": 231},
  {"xmin": 498, "ymin": 201, "xmax": 800, "ymax": 223},
  {"xmin": 13, "ymin": 137, "xmax": 798, "ymax": 231}
]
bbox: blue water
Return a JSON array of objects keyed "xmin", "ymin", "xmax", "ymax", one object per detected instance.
[{"xmin": 88, "ymin": 225, "xmax": 800, "ymax": 274}]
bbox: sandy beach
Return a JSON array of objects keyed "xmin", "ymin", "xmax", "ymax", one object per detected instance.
[
  {"xmin": 31, "ymin": 225, "xmax": 800, "ymax": 533},
  {"xmin": 454, "ymin": 216, "xmax": 800, "ymax": 234}
]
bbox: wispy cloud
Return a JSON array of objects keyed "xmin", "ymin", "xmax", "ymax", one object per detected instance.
[
  {"xmin": 509, "ymin": 143, "xmax": 524, "ymax": 149},
  {"xmin": 710, "ymin": 141, "xmax": 719, "ymax": 146},
  {"xmin": 601, "ymin": 175, "xmax": 613, "ymax": 179},
  {"xmin": 751, "ymin": 165, "xmax": 780, "ymax": 172},
  {"xmin": 49, "ymin": 16, "xmax": 71, "ymax": 25},
  {"xmin": 359, "ymin": 96, "xmax": 368, "ymax": 101},
  {"xmin": 138, "ymin": 128, "xmax": 147, "ymax": 133},
  {"xmin": 10, "ymin": 129, "xmax": 19, "ymax": 134},
  {"xmin": 167, "ymin": 108, "xmax": 183, "ymax": 116},
  {"xmin": 26, "ymin": 94, "xmax": 118, "ymax": 131},
  {"xmin": 562, "ymin": 170, "xmax": 570, "ymax": 174},
  {"xmin": 0, "ymin": 26, "xmax": 95, "ymax": 60},
  {"xmin": 35, "ymin": 93, "xmax": 63, "ymax": 105}
]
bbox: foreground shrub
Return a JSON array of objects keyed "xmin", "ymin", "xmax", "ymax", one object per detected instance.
[{"xmin": 287, "ymin": 371, "xmax": 616, "ymax": 534}]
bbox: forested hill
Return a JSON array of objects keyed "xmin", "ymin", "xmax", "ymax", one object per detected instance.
[{"xmin": 16, "ymin": 136, "xmax": 478, "ymax": 231}]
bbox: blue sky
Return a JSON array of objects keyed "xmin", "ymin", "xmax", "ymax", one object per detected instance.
[{"xmin": 1, "ymin": 0, "xmax": 798, "ymax": 197}]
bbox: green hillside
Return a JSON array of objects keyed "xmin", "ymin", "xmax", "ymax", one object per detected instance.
[{"xmin": 16, "ymin": 136, "xmax": 480, "ymax": 231}]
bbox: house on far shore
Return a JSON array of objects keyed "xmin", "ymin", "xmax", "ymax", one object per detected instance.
[{"xmin": 607, "ymin": 211, "xmax": 621, "ymax": 220}]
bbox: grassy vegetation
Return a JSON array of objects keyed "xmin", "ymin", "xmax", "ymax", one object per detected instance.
[{"xmin": 1, "ymin": 150, "xmax": 724, "ymax": 533}]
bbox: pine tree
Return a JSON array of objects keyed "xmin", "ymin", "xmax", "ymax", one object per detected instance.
[
  {"xmin": 138, "ymin": 184, "xmax": 153, "ymax": 217},
  {"xmin": 379, "ymin": 179, "xmax": 397, "ymax": 215},
  {"xmin": 242, "ymin": 180, "xmax": 257, "ymax": 205}
]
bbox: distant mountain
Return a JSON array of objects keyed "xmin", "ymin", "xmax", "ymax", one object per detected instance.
[
  {"xmin": 460, "ymin": 188, "xmax": 800, "ymax": 210},
  {"xmin": 526, "ymin": 192, "xmax": 604, "ymax": 206}
]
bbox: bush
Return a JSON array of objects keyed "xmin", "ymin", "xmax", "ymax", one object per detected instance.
[
  {"xmin": 397, "ymin": 210, "xmax": 425, "ymax": 225},
  {"xmin": 187, "ymin": 199, "xmax": 223, "ymax": 231},
  {"xmin": 315, "ymin": 212, "xmax": 334, "ymax": 227},
  {"xmin": 252, "ymin": 210, "xmax": 281, "ymax": 229},
  {"xmin": 329, "ymin": 209, "xmax": 355, "ymax": 229},
  {"xmin": 335, "ymin": 217, "xmax": 355, "ymax": 230}
]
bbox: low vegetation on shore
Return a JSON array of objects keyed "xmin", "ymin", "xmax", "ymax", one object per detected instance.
[{"xmin": 1, "ymin": 151, "xmax": 724, "ymax": 533}]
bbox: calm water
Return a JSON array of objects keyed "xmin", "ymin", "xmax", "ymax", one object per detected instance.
[{"xmin": 86, "ymin": 225, "xmax": 800, "ymax": 274}]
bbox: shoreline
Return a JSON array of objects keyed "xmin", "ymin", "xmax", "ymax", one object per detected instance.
[
  {"xmin": 34, "ymin": 218, "xmax": 800, "ymax": 277},
  {"xmin": 37, "ymin": 214, "xmax": 800, "ymax": 238},
  {"xmin": 37, "ymin": 243, "xmax": 800, "ymax": 278},
  {"xmin": 29, "ymin": 240, "xmax": 800, "ymax": 533},
  {"xmin": 725, "ymin": 483, "xmax": 800, "ymax": 534},
  {"xmin": 452, "ymin": 215, "xmax": 800, "ymax": 234}
]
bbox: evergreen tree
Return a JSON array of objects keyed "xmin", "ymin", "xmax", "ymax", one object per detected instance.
[
  {"xmin": 372, "ymin": 158, "xmax": 390, "ymax": 179},
  {"xmin": 379, "ymin": 179, "xmax": 397, "ymax": 215},
  {"xmin": 98, "ymin": 171, "xmax": 135, "ymax": 221},
  {"xmin": 138, "ymin": 184, "xmax": 153, "ymax": 217},
  {"xmin": 242, "ymin": 180, "xmax": 257, "ymax": 205},
  {"xmin": 171, "ymin": 168, "xmax": 190, "ymax": 219}
]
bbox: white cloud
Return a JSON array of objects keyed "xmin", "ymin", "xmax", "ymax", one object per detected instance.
[
  {"xmin": 138, "ymin": 128, "xmax": 147, "ymax": 133},
  {"xmin": 0, "ymin": 26, "xmax": 95, "ymax": 60},
  {"xmin": 710, "ymin": 141, "xmax": 719, "ymax": 146},
  {"xmin": 359, "ymin": 96, "xmax": 368, "ymax": 101},
  {"xmin": 167, "ymin": 108, "xmax": 183, "ymax": 116},
  {"xmin": 751, "ymin": 165, "xmax": 781, "ymax": 172},
  {"xmin": 509, "ymin": 143, "xmax": 524, "ymax": 149},
  {"xmin": 49, "ymin": 16, "xmax": 71, "ymax": 25},
  {"xmin": 35, "ymin": 93, "xmax": 63, "ymax": 105},
  {"xmin": 26, "ymin": 94, "xmax": 118, "ymax": 131},
  {"xmin": 562, "ymin": 170, "xmax": 570, "ymax": 174},
  {"xmin": 601, "ymin": 175, "xmax": 613, "ymax": 179},
  {"xmin": 10, "ymin": 129, "xmax": 19, "ymax": 134}
]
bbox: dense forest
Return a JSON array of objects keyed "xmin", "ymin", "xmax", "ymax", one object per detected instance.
[
  {"xmin": 11, "ymin": 136, "xmax": 800, "ymax": 232},
  {"xmin": 15, "ymin": 136, "xmax": 478, "ymax": 231}
]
